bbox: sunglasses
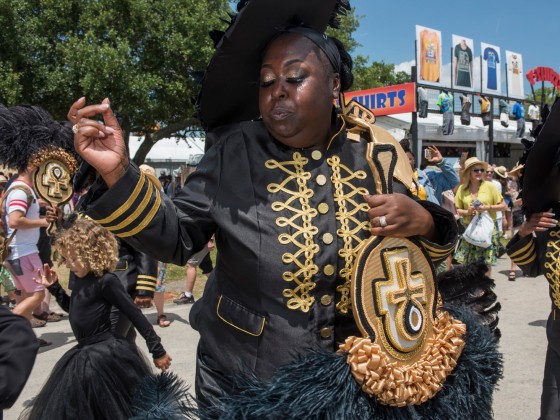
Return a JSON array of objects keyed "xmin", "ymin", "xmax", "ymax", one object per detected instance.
[
  {"xmin": 472, "ymin": 168, "xmax": 485, "ymax": 173},
  {"xmin": 486, "ymin": 171, "xmax": 494, "ymax": 174}
]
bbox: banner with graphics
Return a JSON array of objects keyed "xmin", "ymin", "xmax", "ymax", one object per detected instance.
[
  {"xmin": 480, "ymin": 42, "xmax": 501, "ymax": 95},
  {"xmin": 416, "ymin": 25, "xmax": 442, "ymax": 86},
  {"xmin": 506, "ymin": 51, "xmax": 524, "ymax": 99},
  {"xmin": 452, "ymin": 35, "xmax": 475, "ymax": 91},
  {"xmin": 344, "ymin": 83, "xmax": 416, "ymax": 116}
]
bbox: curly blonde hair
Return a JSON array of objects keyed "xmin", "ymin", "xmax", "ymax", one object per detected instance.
[{"xmin": 54, "ymin": 218, "xmax": 118, "ymax": 277}]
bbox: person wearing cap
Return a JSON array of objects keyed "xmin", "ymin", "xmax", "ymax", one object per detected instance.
[
  {"xmin": 506, "ymin": 99, "xmax": 560, "ymax": 420},
  {"xmin": 454, "ymin": 157, "xmax": 507, "ymax": 275},
  {"xmin": 67, "ymin": 0, "xmax": 458, "ymax": 408}
]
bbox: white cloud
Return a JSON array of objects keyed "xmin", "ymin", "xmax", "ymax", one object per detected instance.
[{"xmin": 394, "ymin": 59, "xmax": 414, "ymax": 75}]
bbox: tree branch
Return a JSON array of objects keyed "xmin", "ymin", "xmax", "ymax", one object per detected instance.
[{"xmin": 131, "ymin": 118, "xmax": 202, "ymax": 165}]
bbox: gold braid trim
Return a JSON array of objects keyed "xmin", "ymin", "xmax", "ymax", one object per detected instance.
[
  {"xmin": 545, "ymin": 224, "xmax": 560, "ymax": 309},
  {"xmin": 328, "ymin": 155, "xmax": 370, "ymax": 314},
  {"xmin": 266, "ymin": 152, "xmax": 319, "ymax": 313},
  {"xmin": 339, "ymin": 310, "xmax": 466, "ymax": 406}
]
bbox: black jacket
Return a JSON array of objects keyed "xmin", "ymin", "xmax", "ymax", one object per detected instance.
[{"xmin": 85, "ymin": 118, "xmax": 457, "ymax": 392}]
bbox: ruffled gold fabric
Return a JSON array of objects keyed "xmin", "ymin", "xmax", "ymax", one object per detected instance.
[{"xmin": 339, "ymin": 310, "xmax": 466, "ymax": 407}]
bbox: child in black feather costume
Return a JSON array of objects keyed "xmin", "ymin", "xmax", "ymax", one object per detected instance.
[{"xmin": 19, "ymin": 219, "xmax": 178, "ymax": 420}]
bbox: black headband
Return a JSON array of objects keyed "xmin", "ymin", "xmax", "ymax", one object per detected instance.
[{"xmin": 286, "ymin": 27, "xmax": 341, "ymax": 73}]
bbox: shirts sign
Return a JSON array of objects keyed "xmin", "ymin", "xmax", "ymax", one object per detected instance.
[
  {"xmin": 526, "ymin": 67, "xmax": 560, "ymax": 90},
  {"xmin": 344, "ymin": 83, "xmax": 416, "ymax": 116}
]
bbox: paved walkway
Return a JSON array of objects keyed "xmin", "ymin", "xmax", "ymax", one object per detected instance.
[{"xmin": 5, "ymin": 254, "xmax": 551, "ymax": 419}]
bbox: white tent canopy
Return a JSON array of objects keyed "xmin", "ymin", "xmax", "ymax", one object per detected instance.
[{"xmin": 127, "ymin": 136, "xmax": 205, "ymax": 162}]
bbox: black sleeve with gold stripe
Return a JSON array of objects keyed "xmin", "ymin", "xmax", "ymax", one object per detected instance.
[
  {"xmin": 134, "ymin": 248, "xmax": 159, "ymax": 298},
  {"xmin": 416, "ymin": 200, "xmax": 458, "ymax": 265},
  {"xmin": 507, "ymin": 233, "xmax": 541, "ymax": 277},
  {"xmin": 86, "ymin": 162, "xmax": 217, "ymax": 266}
]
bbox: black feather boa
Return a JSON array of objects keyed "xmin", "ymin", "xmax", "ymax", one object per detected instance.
[
  {"xmin": 130, "ymin": 372, "xmax": 198, "ymax": 420},
  {"xmin": 205, "ymin": 305, "xmax": 502, "ymax": 420}
]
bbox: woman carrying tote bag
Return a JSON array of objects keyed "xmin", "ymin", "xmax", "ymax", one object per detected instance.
[{"xmin": 454, "ymin": 157, "xmax": 507, "ymax": 275}]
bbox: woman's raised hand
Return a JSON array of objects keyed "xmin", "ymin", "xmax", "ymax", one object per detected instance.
[
  {"xmin": 67, "ymin": 97, "xmax": 129, "ymax": 187},
  {"xmin": 33, "ymin": 264, "xmax": 59, "ymax": 287}
]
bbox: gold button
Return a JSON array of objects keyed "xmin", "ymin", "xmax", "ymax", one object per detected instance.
[
  {"xmin": 311, "ymin": 150, "xmax": 322, "ymax": 160},
  {"xmin": 316, "ymin": 174, "xmax": 327, "ymax": 186},
  {"xmin": 318, "ymin": 203, "xmax": 329, "ymax": 214},
  {"xmin": 322, "ymin": 232, "xmax": 334, "ymax": 244},
  {"xmin": 323, "ymin": 264, "xmax": 335, "ymax": 276},
  {"xmin": 320, "ymin": 327, "xmax": 332, "ymax": 339},
  {"xmin": 320, "ymin": 295, "xmax": 332, "ymax": 306}
]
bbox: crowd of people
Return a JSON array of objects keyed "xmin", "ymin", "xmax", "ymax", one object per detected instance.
[
  {"xmin": 398, "ymin": 139, "xmax": 526, "ymax": 279},
  {"xmin": 0, "ymin": 0, "xmax": 557, "ymax": 418}
]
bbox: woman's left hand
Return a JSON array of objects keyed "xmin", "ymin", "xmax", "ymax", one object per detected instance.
[{"xmin": 365, "ymin": 194, "xmax": 436, "ymax": 240}]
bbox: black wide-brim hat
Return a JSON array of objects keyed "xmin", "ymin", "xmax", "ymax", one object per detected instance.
[
  {"xmin": 196, "ymin": 0, "xmax": 349, "ymax": 132},
  {"xmin": 522, "ymin": 99, "xmax": 560, "ymax": 214}
]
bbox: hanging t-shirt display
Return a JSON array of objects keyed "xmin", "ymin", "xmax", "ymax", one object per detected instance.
[
  {"xmin": 416, "ymin": 26, "xmax": 441, "ymax": 84},
  {"xmin": 484, "ymin": 48, "xmax": 499, "ymax": 89},
  {"xmin": 454, "ymin": 42, "xmax": 473, "ymax": 89},
  {"xmin": 506, "ymin": 50, "xmax": 524, "ymax": 99},
  {"xmin": 481, "ymin": 43, "xmax": 501, "ymax": 94},
  {"xmin": 417, "ymin": 86, "xmax": 428, "ymax": 118},
  {"xmin": 437, "ymin": 91, "xmax": 454, "ymax": 135},
  {"xmin": 460, "ymin": 94, "xmax": 471, "ymax": 126},
  {"xmin": 479, "ymin": 96, "xmax": 492, "ymax": 126}
]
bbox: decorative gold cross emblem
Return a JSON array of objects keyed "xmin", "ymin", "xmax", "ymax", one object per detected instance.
[
  {"xmin": 41, "ymin": 162, "xmax": 70, "ymax": 199},
  {"xmin": 373, "ymin": 247, "xmax": 428, "ymax": 356}
]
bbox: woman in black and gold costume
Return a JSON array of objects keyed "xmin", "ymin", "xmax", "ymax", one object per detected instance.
[{"xmin": 66, "ymin": 0, "xmax": 460, "ymax": 411}]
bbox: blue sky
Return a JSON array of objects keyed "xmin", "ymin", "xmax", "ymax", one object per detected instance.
[{"xmin": 351, "ymin": 0, "xmax": 560, "ymax": 96}]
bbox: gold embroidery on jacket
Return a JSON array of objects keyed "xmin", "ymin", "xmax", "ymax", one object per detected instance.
[
  {"xmin": 266, "ymin": 152, "xmax": 319, "ymax": 313},
  {"xmin": 545, "ymin": 224, "xmax": 560, "ymax": 308},
  {"xmin": 328, "ymin": 155, "xmax": 370, "ymax": 314}
]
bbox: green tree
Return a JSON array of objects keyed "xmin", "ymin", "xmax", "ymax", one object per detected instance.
[
  {"xmin": 526, "ymin": 86, "xmax": 557, "ymax": 106},
  {"xmin": 352, "ymin": 59, "xmax": 410, "ymax": 91},
  {"xmin": 0, "ymin": 0, "xmax": 230, "ymax": 163},
  {"xmin": 0, "ymin": 1, "xmax": 369, "ymax": 163}
]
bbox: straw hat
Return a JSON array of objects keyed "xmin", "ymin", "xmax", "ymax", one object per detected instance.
[
  {"xmin": 508, "ymin": 162, "xmax": 524, "ymax": 177},
  {"xmin": 460, "ymin": 157, "xmax": 488, "ymax": 185},
  {"xmin": 0, "ymin": 174, "xmax": 7, "ymax": 184},
  {"xmin": 494, "ymin": 166, "xmax": 508, "ymax": 179}
]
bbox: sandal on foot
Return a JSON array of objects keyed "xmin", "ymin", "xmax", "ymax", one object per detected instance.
[
  {"xmin": 508, "ymin": 271, "xmax": 516, "ymax": 281},
  {"xmin": 157, "ymin": 314, "xmax": 171, "ymax": 328}
]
